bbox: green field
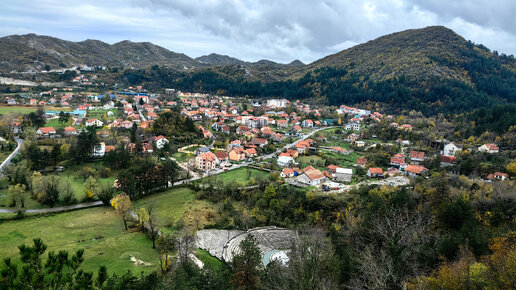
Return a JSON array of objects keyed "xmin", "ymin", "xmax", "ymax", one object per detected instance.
[
  {"xmin": 134, "ymin": 187, "xmax": 217, "ymax": 234},
  {"xmin": 87, "ymin": 109, "xmax": 118, "ymax": 121},
  {"xmin": 0, "ymin": 207, "xmax": 159, "ymax": 275},
  {"xmin": 201, "ymin": 167, "xmax": 270, "ymax": 186},
  {"xmin": 172, "ymin": 152, "xmax": 192, "ymax": 162},
  {"xmin": 0, "ymin": 106, "xmax": 73, "ymax": 115},
  {"xmin": 57, "ymin": 162, "xmax": 117, "ymax": 202},
  {"xmin": 45, "ymin": 118, "xmax": 71, "ymax": 129},
  {"xmin": 296, "ymin": 155, "xmax": 325, "ymax": 169},
  {"xmin": 320, "ymin": 150, "xmax": 360, "ymax": 168}
]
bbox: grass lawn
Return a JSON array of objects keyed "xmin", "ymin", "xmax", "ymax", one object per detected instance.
[
  {"xmin": 296, "ymin": 155, "xmax": 325, "ymax": 169},
  {"xmin": 172, "ymin": 152, "xmax": 192, "ymax": 162},
  {"xmin": 201, "ymin": 167, "xmax": 270, "ymax": 186},
  {"xmin": 196, "ymin": 248, "xmax": 224, "ymax": 270},
  {"xmin": 0, "ymin": 106, "xmax": 73, "ymax": 115},
  {"xmin": 0, "ymin": 207, "xmax": 159, "ymax": 275},
  {"xmin": 87, "ymin": 109, "xmax": 118, "ymax": 121},
  {"xmin": 321, "ymin": 150, "xmax": 360, "ymax": 168},
  {"xmin": 45, "ymin": 118, "xmax": 70, "ymax": 130},
  {"xmin": 134, "ymin": 187, "xmax": 218, "ymax": 235},
  {"xmin": 57, "ymin": 162, "xmax": 117, "ymax": 202}
]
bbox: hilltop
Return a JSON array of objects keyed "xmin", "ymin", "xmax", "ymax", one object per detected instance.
[{"xmin": 0, "ymin": 34, "xmax": 201, "ymax": 73}]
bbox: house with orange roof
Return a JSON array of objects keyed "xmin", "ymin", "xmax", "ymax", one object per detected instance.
[
  {"xmin": 405, "ymin": 165, "xmax": 428, "ymax": 177},
  {"xmin": 64, "ymin": 126, "xmax": 77, "ymax": 136},
  {"xmin": 409, "ymin": 151, "xmax": 425, "ymax": 163},
  {"xmin": 195, "ymin": 152, "xmax": 217, "ymax": 171},
  {"xmin": 295, "ymin": 140, "xmax": 310, "ymax": 154},
  {"xmin": 356, "ymin": 157, "xmax": 368, "ymax": 167},
  {"xmin": 478, "ymin": 143, "xmax": 499, "ymax": 154},
  {"xmin": 296, "ymin": 166, "xmax": 326, "ymax": 185},
  {"xmin": 332, "ymin": 146, "xmax": 348, "ymax": 155},
  {"xmin": 36, "ymin": 127, "xmax": 56, "ymax": 138},
  {"xmin": 367, "ymin": 168, "xmax": 383, "ymax": 178},
  {"xmin": 281, "ymin": 168, "xmax": 295, "ymax": 178},
  {"xmin": 229, "ymin": 147, "xmax": 246, "ymax": 162}
]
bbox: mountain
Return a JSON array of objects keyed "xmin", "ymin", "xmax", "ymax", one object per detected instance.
[
  {"xmin": 297, "ymin": 26, "xmax": 516, "ymax": 81},
  {"xmin": 120, "ymin": 26, "xmax": 513, "ymax": 115},
  {"xmin": 1, "ymin": 27, "xmax": 515, "ymax": 115},
  {"xmin": 195, "ymin": 53, "xmax": 245, "ymax": 66},
  {"xmin": 0, "ymin": 34, "xmax": 201, "ymax": 73}
]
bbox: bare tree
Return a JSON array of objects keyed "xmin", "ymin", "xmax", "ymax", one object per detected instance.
[
  {"xmin": 157, "ymin": 233, "xmax": 176, "ymax": 273},
  {"xmin": 349, "ymin": 208, "xmax": 437, "ymax": 289},
  {"xmin": 146, "ymin": 203, "xmax": 160, "ymax": 249},
  {"xmin": 176, "ymin": 230, "xmax": 196, "ymax": 264}
]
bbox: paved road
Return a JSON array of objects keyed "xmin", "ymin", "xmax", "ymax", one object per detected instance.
[
  {"xmin": 0, "ymin": 201, "xmax": 103, "ymax": 214},
  {"xmin": 263, "ymin": 126, "xmax": 338, "ymax": 159},
  {"xmin": 0, "ymin": 127, "xmax": 336, "ymax": 214},
  {"xmin": 0, "ymin": 136, "xmax": 23, "ymax": 176},
  {"xmin": 138, "ymin": 109, "xmax": 147, "ymax": 122}
]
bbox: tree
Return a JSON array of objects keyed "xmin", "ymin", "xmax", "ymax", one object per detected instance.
[
  {"xmin": 72, "ymin": 127, "xmax": 99, "ymax": 163},
  {"xmin": 84, "ymin": 176, "xmax": 98, "ymax": 200},
  {"xmin": 264, "ymin": 228, "xmax": 337, "ymax": 290},
  {"xmin": 42, "ymin": 175, "xmax": 60, "ymax": 207},
  {"xmin": 146, "ymin": 204, "xmax": 160, "ymax": 249},
  {"xmin": 176, "ymin": 230, "xmax": 196, "ymax": 264},
  {"xmin": 506, "ymin": 158, "xmax": 516, "ymax": 175},
  {"xmin": 159, "ymin": 159, "xmax": 179, "ymax": 188},
  {"xmin": 8, "ymin": 184, "xmax": 26, "ymax": 208},
  {"xmin": 157, "ymin": 234, "xmax": 176, "ymax": 273},
  {"xmin": 111, "ymin": 193, "xmax": 132, "ymax": 230},
  {"xmin": 96, "ymin": 184, "xmax": 117, "ymax": 206},
  {"xmin": 58, "ymin": 111, "xmax": 70, "ymax": 125},
  {"xmin": 0, "ymin": 238, "xmax": 92, "ymax": 289},
  {"xmin": 231, "ymin": 234, "xmax": 263, "ymax": 290},
  {"xmin": 130, "ymin": 122, "xmax": 138, "ymax": 143}
]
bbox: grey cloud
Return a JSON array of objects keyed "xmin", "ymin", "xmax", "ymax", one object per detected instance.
[
  {"xmin": 1, "ymin": 0, "xmax": 515, "ymax": 63},
  {"xmin": 409, "ymin": 0, "xmax": 516, "ymax": 34}
]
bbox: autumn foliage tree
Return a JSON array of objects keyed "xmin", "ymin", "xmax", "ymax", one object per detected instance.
[{"xmin": 111, "ymin": 193, "xmax": 132, "ymax": 230}]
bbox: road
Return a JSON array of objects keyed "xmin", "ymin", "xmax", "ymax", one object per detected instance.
[
  {"xmin": 0, "ymin": 127, "xmax": 337, "ymax": 214},
  {"xmin": 138, "ymin": 109, "xmax": 147, "ymax": 122},
  {"xmin": 0, "ymin": 201, "xmax": 103, "ymax": 214},
  {"xmin": 0, "ymin": 136, "xmax": 24, "ymax": 176},
  {"xmin": 263, "ymin": 126, "xmax": 338, "ymax": 159}
]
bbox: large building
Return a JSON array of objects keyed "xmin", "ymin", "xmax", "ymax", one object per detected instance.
[
  {"xmin": 266, "ymin": 99, "xmax": 288, "ymax": 108},
  {"xmin": 195, "ymin": 152, "xmax": 218, "ymax": 171}
]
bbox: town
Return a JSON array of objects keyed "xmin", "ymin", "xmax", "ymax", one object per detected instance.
[{"xmin": 0, "ymin": 53, "xmax": 515, "ymax": 290}]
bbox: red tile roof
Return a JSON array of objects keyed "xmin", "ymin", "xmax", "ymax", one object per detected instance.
[
  {"xmin": 368, "ymin": 168, "xmax": 383, "ymax": 174},
  {"xmin": 405, "ymin": 165, "xmax": 428, "ymax": 175}
]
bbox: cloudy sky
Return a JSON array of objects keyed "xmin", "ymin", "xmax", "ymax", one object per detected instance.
[{"xmin": 1, "ymin": 0, "xmax": 515, "ymax": 63}]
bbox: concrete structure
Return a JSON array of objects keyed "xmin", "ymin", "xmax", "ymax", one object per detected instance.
[{"xmin": 335, "ymin": 168, "xmax": 353, "ymax": 183}]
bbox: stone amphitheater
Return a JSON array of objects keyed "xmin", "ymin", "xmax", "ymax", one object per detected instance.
[{"xmin": 196, "ymin": 226, "xmax": 298, "ymax": 263}]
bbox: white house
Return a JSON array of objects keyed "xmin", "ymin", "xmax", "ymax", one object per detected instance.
[
  {"xmin": 478, "ymin": 143, "xmax": 499, "ymax": 154},
  {"xmin": 443, "ymin": 142, "xmax": 462, "ymax": 157},
  {"xmin": 92, "ymin": 142, "xmax": 106, "ymax": 158},
  {"xmin": 266, "ymin": 99, "xmax": 288, "ymax": 108},
  {"xmin": 296, "ymin": 166, "xmax": 326, "ymax": 185},
  {"xmin": 152, "ymin": 136, "xmax": 169, "ymax": 149},
  {"xmin": 301, "ymin": 119, "xmax": 313, "ymax": 128},
  {"xmin": 345, "ymin": 122, "xmax": 360, "ymax": 131},
  {"xmin": 277, "ymin": 155, "xmax": 294, "ymax": 167},
  {"xmin": 85, "ymin": 119, "xmax": 104, "ymax": 127}
]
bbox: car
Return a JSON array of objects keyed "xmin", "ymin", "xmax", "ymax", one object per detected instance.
[{"xmin": 224, "ymin": 168, "xmax": 228, "ymax": 171}]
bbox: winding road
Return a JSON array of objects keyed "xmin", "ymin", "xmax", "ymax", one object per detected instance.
[
  {"xmin": 0, "ymin": 127, "xmax": 337, "ymax": 215},
  {"xmin": 0, "ymin": 136, "xmax": 23, "ymax": 176}
]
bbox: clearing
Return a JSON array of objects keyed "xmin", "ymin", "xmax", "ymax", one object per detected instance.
[{"xmin": 0, "ymin": 207, "xmax": 159, "ymax": 275}]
